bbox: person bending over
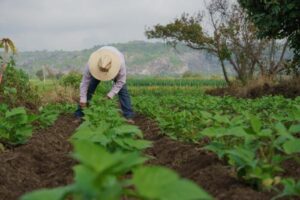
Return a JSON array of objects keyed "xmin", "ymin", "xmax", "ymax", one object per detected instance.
[{"xmin": 75, "ymin": 46, "xmax": 134, "ymax": 123}]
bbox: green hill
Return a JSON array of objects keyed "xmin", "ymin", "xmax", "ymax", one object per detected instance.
[{"xmin": 15, "ymin": 41, "xmax": 224, "ymax": 77}]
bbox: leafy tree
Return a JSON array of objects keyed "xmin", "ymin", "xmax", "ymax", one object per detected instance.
[
  {"xmin": 0, "ymin": 38, "xmax": 17, "ymax": 55},
  {"xmin": 35, "ymin": 69, "xmax": 44, "ymax": 81},
  {"xmin": 145, "ymin": 0, "xmax": 289, "ymax": 84},
  {"xmin": 0, "ymin": 38, "xmax": 17, "ymax": 84},
  {"xmin": 238, "ymin": 0, "xmax": 300, "ymax": 74},
  {"xmin": 0, "ymin": 38, "xmax": 40, "ymax": 108},
  {"xmin": 145, "ymin": 11, "xmax": 233, "ymax": 84}
]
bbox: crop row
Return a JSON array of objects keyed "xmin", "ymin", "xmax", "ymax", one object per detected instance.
[
  {"xmin": 21, "ymin": 94, "xmax": 212, "ymax": 200},
  {"xmin": 133, "ymin": 93, "xmax": 300, "ymax": 199},
  {"xmin": 0, "ymin": 104, "xmax": 74, "ymax": 146},
  {"xmin": 127, "ymin": 78, "xmax": 225, "ymax": 87}
]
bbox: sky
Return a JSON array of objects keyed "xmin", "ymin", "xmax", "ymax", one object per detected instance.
[{"xmin": 0, "ymin": 0, "xmax": 206, "ymax": 51}]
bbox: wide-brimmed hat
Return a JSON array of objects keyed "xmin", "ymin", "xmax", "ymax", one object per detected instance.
[{"xmin": 88, "ymin": 49, "xmax": 121, "ymax": 81}]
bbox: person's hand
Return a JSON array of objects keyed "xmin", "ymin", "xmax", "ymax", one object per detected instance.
[
  {"xmin": 80, "ymin": 102, "xmax": 87, "ymax": 108},
  {"xmin": 106, "ymin": 95, "xmax": 112, "ymax": 100}
]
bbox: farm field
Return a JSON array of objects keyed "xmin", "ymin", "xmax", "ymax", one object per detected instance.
[
  {"xmin": 0, "ymin": 78, "xmax": 299, "ymax": 200},
  {"xmin": 1, "ymin": 0, "xmax": 300, "ymax": 199},
  {"xmin": 132, "ymin": 87, "xmax": 300, "ymax": 199}
]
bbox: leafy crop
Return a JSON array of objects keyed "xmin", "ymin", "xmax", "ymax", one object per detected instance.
[
  {"xmin": 0, "ymin": 106, "xmax": 35, "ymax": 144},
  {"xmin": 37, "ymin": 103, "xmax": 76, "ymax": 128},
  {"xmin": 133, "ymin": 91, "xmax": 300, "ymax": 197},
  {"xmin": 22, "ymin": 94, "xmax": 212, "ymax": 200},
  {"xmin": 0, "ymin": 59, "xmax": 40, "ymax": 109}
]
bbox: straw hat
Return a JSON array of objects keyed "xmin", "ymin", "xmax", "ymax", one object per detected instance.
[{"xmin": 88, "ymin": 49, "xmax": 121, "ymax": 81}]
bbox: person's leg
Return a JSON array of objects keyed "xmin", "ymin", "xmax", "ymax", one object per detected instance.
[
  {"xmin": 118, "ymin": 84, "xmax": 134, "ymax": 119},
  {"xmin": 87, "ymin": 77, "xmax": 101, "ymax": 102},
  {"xmin": 74, "ymin": 76, "xmax": 100, "ymax": 118},
  {"xmin": 74, "ymin": 104, "xmax": 84, "ymax": 118}
]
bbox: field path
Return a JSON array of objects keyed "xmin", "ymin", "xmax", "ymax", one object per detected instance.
[
  {"xmin": 0, "ymin": 114, "xmax": 79, "ymax": 200},
  {"xmin": 134, "ymin": 114, "xmax": 275, "ymax": 200}
]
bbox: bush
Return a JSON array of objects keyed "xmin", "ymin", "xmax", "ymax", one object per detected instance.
[
  {"xmin": 182, "ymin": 71, "xmax": 203, "ymax": 79},
  {"xmin": 0, "ymin": 106, "xmax": 35, "ymax": 144},
  {"xmin": 0, "ymin": 58, "xmax": 40, "ymax": 109},
  {"xmin": 60, "ymin": 71, "xmax": 82, "ymax": 89}
]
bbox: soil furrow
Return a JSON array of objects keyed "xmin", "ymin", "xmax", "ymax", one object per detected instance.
[
  {"xmin": 0, "ymin": 114, "xmax": 79, "ymax": 200},
  {"xmin": 134, "ymin": 114, "xmax": 275, "ymax": 200}
]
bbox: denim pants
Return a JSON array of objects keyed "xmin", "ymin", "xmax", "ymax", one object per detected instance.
[{"xmin": 75, "ymin": 77, "xmax": 134, "ymax": 119}]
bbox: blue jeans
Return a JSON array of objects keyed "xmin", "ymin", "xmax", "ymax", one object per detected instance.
[{"xmin": 75, "ymin": 77, "xmax": 134, "ymax": 119}]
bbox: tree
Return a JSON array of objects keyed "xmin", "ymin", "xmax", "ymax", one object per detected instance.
[
  {"xmin": 35, "ymin": 69, "xmax": 44, "ymax": 81},
  {"xmin": 0, "ymin": 38, "xmax": 17, "ymax": 84},
  {"xmin": 146, "ymin": 10, "xmax": 232, "ymax": 84},
  {"xmin": 0, "ymin": 38, "xmax": 17, "ymax": 55},
  {"xmin": 238, "ymin": 0, "xmax": 300, "ymax": 74},
  {"xmin": 145, "ymin": 0, "xmax": 289, "ymax": 84}
]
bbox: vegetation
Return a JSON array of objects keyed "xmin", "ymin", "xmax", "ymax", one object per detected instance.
[
  {"xmin": 21, "ymin": 95, "xmax": 212, "ymax": 200},
  {"xmin": 0, "ymin": 38, "xmax": 17, "ymax": 84},
  {"xmin": 0, "ymin": 38, "xmax": 40, "ymax": 108},
  {"xmin": 59, "ymin": 71, "xmax": 82, "ymax": 89},
  {"xmin": 132, "ymin": 87, "xmax": 300, "ymax": 198},
  {"xmin": 0, "ymin": 38, "xmax": 76, "ymax": 146},
  {"xmin": 0, "ymin": 105, "xmax": 35, "ymax": 144},
  {"xmin": 15, "ymin": 41, "xmax": 223, "ymax": 77},
  {"xmin": 128, "ymin": 78, "xmax": 225, "ymax": 87},
  {"xmin": 0, "ymin": 59, "xmax": 40, "ymax": 108},
  {"xmin": 146, "ymin": 0, "xmax": 291, "ymax": 84},
  {"xmin": 238, "ymin": 0, "xmax": 300, "ymax": 75},
  {"xmin": 2, "ymin": 4, "xmax": 300, "ymax": 198}
]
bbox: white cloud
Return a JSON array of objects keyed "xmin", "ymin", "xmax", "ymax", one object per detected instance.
[{"xmin": 0, "ymin": 0, "xmax": 205, "ymax": 51}]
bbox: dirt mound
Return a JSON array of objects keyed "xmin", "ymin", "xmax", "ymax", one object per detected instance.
[
  {"xmin": 206, "ymin": 78, "xmax": 300, "ymax": 99},
  {"xmin": 0, "ymin": 114, "xmax": 79, "ymax": 200},
  {"xmin": 134, "ymin": 114, "xmax": 277, "ymax": 200}
]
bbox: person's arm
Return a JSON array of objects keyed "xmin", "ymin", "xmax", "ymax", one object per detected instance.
[
  {"xmin": 80, "ymin": 64, "xmax": 92, "ymax": 105},
  {"xmin": 107, "ymin": 64, "xmax": 126, "ymax": 99}
]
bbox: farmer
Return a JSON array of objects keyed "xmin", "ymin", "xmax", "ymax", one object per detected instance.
[{"xmin": 75, "ymin": 46, "xmax": 134, "ymax": 123}]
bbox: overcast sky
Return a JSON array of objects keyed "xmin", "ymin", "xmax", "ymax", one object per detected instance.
[{"xmin": 0, "ymin": 0, "xmax": 206, "ymax": 51}]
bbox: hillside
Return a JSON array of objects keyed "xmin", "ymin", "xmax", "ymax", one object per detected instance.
[{"xmin": 15, "ymin": 41, "xmax": 225, "ymax": 77}]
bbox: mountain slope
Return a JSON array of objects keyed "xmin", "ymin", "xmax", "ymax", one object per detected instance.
[{"xmin": 15, "ymin": 41, "xmax": 224, "ymax": 77}]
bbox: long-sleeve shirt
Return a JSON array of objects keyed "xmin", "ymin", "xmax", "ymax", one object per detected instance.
[{"xmin": 79, "ymin": 46, "xmax": 126, "ymax": 103}]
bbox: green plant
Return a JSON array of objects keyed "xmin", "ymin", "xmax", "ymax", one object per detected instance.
[
  {"xmin": 37, "ymin": 105, "xmax": 60, "ymax": 127},
  {"xmin": 132, "ymin": 166, "xmax": 212, "ymax": 200},
  {"xmin": 132, "ymin": 88, "xmax": 300, "ymax": 197},
  {"xmin": 0, "ymin": 58, "xmax": 40, "ymax": 109},
  {"xmin": 22, "ymin": 141, "xmax": 212, "ymax": 200},
  {"xmin": 71, "ymin": 121, "xmax": 152, "ymax": 152},
  {"xmin": 60, "ymin": 71, "xmax": 82, "ymax": 89},
  {"xmin": 273, "ymin": 178, "xmax": 300, "ymax": 200},
  {"xmin": 0, "ymin": 106, "xmax": 35, "ymax": 144},
  {"xmin": 239, "ymin": 0, "xmax": 300, "ymax": 72},
  {"xmin": 21, "ymin": 91, "xmax": 211, "ymax": 200}
]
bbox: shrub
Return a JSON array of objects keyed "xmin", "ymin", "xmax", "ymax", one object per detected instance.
[
  {"xmin": 0, "ymin": 57, "xmax": 40, "ymax": 109},
  {"xmin": 60, "ymin": 71, "xmax": 82, "ymax": 89}
]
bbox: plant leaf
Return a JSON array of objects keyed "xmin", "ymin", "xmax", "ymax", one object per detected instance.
[
  {"xmin": 283, "ymin": 139, "xmax": 300, "ymax": 154},
  {"xmin": 133, "ymin": 166, "xmax": 213, "ymax": 200}
]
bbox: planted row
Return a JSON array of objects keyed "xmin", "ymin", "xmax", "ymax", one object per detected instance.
[
  {"xmin": 133, "ymin": 93, "xmax": 300, "ymax": 199},
  {"xmin": 21, "ymin": 95, "xmax": 212, "ymax": 200},
  {"xmin": 0, "ymin": 103, "xmax": 75, "ymax": 146}
]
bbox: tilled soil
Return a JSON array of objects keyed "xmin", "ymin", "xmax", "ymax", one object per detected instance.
[
  {"xmin": 0, "ymin": 114, "xmax": 79, "ymax": 200},
  {"xmin": 206, "ymin": 78, "xmax": 300, "ymax": 99},
  {"xmin": 0, "ymin": 113, "xmax": 299, "ymax": 200},
  {"xmin": 134, "ymin": 114, "xmax": 298, "ymax": 200}
]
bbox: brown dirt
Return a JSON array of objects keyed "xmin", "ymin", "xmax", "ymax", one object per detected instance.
[
  {"xmin": 0, "ymin": 112, "xmax": 298, "ymax": 200},
  {"xmin": 206, "ymin": 78, "xmax": 300, "ymax": 99},
  {"xmin": 0, "ymin": 114, "xmax": 79, "ymax": 200},
  {"xmin": 134, "ymin": 114, "xmax": 300, "ymax": 200}
]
